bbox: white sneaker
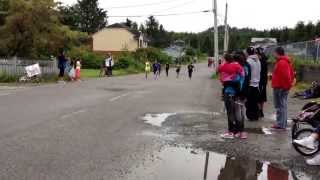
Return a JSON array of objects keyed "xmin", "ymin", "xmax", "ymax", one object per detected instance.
[
  {"xmin": 293, "ymin": 137, "xmax": 316, "ymax": 150},
  {"xmin": 307, "ymin": 154, "xmax": 320, "ymax": 166}
]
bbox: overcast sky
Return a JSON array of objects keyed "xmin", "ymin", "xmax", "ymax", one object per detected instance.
[{"xmin": 58, "ymin": 0, "xmax": 320, "ymax": 33}]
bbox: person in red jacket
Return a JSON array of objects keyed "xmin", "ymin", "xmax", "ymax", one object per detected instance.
[{"xmin": 271, "ymin": 47, "xmax": 295, "ymax": 130}]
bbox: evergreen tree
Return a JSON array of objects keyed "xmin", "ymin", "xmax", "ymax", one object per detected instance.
[
  {"xmin": 0, "ymin": 0, "xmax": 9, "ymax": 26},
  {"xmin": 60, "ymin": 0, "xmax": 107, "ymax": 34}
]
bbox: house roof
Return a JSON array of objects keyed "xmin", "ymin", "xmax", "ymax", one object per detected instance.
[
  {"xmin": 92, "ymin": 23, "xmax": 150, "ymax": 42},
  {"xmin": 106, "ymin": 23, "xmax": 141, "ymax": 38}
]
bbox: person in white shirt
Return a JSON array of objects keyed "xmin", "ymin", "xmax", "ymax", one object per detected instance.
[
  {"xmin": 105, "ymin": 53, "xmax": 114, "ymax": 77},
  {"xmin": 245, "ymin": 47, "xmax": 261, "ymax": 121}
]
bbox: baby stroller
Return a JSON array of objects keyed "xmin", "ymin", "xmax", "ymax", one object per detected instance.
[{"xmin": 292, "ymin": 102, "xmax": 320, "ymax": 156}]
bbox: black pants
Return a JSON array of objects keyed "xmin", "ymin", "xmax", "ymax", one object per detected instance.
[
  {"xmin": 166, "ymin": 68, "xmax": 169, "ymax": 77},
  {"xmin": 59, "ymin": 68, "xmax": 65, "ymax": 77},
  {"xmin": 224, "ymin": 95, "xmax": 245, "ymax": 133},
  {"xmin": 107, "ymin": 67, "xmax": 112, "ymax": 76},
  {"xmin": 188, "ymin": 70, "xmax": 193, "ymax": 79},
  {"xmin": 246, "ymin": 86, "xmax": 261, "ymax": 121}
]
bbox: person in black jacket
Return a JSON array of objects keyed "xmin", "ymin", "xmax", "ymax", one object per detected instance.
[{"xmin": 256, "ymin": 47, "xmax": 268, "ymax": 118}]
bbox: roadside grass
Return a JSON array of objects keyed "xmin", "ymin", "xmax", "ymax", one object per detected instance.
[
  {"xmin": 211, "ymin": 73, "xmax": 218, "ymax": 79},
  {"xmin": 81, "ymin": 68, "xmax": 143, "ymax": 79},
  {"xmin": 0, "ymin": 73, "xmax": 19, "ymax": 83},
  {"xmin": 293, "ymin": 82, "xmax": 310, "ymax": 92}
]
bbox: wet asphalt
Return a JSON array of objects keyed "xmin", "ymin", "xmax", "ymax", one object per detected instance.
[{"xmin": 0, "ymin": 64, "xmax": 317, "ymax": 179}]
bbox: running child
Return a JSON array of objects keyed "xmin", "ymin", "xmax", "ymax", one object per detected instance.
[
  {"xmin": 176, "ymin": 63, "xmax": 181, "ymax": 78},
  {"xmin": 187, "ymin": 63, "xmax": 195, "ymax": 79},
  {"xmin": 145, "ymin": 61, "xmax": 151, "ymax": 79}
]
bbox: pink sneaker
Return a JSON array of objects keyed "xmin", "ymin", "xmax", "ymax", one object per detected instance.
[
  {"xmin": 240, "ymin": 132, "xmax": 248, "ymax": 139},
  {"xmin": 234, "ymin": 132, "xmax": 248, "ymax": 139},
  {"xmin": 220, "ymin": 132, "xmax": 234, "ymax": 139},
  {"xmin": 234, "ymin": 132, "xmax": 241, "ymax": 138}
]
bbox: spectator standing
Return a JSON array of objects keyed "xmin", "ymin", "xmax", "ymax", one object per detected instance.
[
  {"xmin": 57, "ymin": 51, "xmax": 67, "ymax": 81},
  {"xmin": 75, "ymin": 59, "xmax": 81, "ymax": 81},
  {"xmin": 165, "ymin": 63, "xmax": 170, "ymax": 77},
  {"xmin": 245, "ymin": 47, "xmax": 261, "ymax": 121},
  {"xmin": 67, "ymin": 59, "xmax": 75, "ymax": 81},
  {"xmin": 105, "ymin": 53, "xmax": 114, "ymax": 77},
  {"xmin": 100, "ymin": 58, "xmax": 106, "ymax": 77},
  {"xmin": 234, "ymin": 51, "xmax": 251, "ymax": 136},
  {"xmin": 218, "ymin": 54, "xmax": 246, "ymax": 139},
  {"xmin": 271, "ymin": 47, "xmax": 295, "ymax": 130},
  {"xmin": 256, "ymin": 47, "xmax": 269, "ymax": 118}
]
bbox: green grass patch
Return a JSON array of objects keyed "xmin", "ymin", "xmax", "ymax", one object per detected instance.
[
  {"xmin": 0, "ymin": 73, "xmax": 19, "ymax": 83},
  {"xmin": 293, "ymin": 82, "xmax": 310, "ymax": 92},
  {"xmin": 81, "ymin": 68, "xmax": 143, "ymax": 79},
  {"xmin": 211, "ymin": 73, "xmax": 219, "ymax": 79}
]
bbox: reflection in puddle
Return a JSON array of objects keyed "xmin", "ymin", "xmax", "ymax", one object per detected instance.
[
  {"xmin": 139, "ymin": 131, "xmax": 180, "ymax": 141},
  {"xmin": 128, "ymin": 147, "xmax": 311, "ymax": 180},
  {"xmin": 142, "ymin": 113, "xmax": 175, "ymax": 127}
]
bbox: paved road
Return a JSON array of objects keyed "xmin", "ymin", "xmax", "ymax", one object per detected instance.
[{"xmin": 0, "ymin": 64, "xmax": 220, "ymax": 180}]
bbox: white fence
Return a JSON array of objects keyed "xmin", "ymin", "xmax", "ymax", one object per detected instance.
[
  {"xmin": 0, "ymin": 57, "xmax": 58, "ymax": 76},
  {"xmin": 265, "ymin": 40, "xmax": 320, "ymax": 61}
]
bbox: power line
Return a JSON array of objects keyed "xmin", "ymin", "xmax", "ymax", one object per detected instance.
[
  {"xmin": 151, "ymin": 0, "xmax": 195, "ymax": 14},
  {"xmin": 106, "ymin": 0, "xmax": 185, "ymax": 9},
  {"xmin": 108, "ymin": 10, "xmax": 211, "ymax": 18}
]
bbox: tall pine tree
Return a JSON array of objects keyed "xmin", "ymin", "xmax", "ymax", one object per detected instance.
[{"xmin": 60, "ymin": 0, "xmax": 107, "ymax": 34}]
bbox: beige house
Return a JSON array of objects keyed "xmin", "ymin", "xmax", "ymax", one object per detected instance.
[{"xmin": 92, "ymin": 23, "xmax": 148, "ymax": 52}]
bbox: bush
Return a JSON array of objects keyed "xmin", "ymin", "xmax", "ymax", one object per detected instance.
[
  {"xmin": 114, "ymin": 53, "xmax": 144, "ymax": 71},
  {"xmin": 67, "ymin": 46, "xmax": 104, "ymax": 69},
  {"xmin": 114, "ymin": 56, "xmax": 133, "ymax": 69},
  {"xmin": 185, "ymin": 47, "xmax": 196, "ymax": 57},
  {"xmin": 179, "ymin": 55, "xmax": 193, "ymax": 64}
]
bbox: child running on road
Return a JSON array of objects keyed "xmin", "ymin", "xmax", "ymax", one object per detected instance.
[
  {"xmin": 152, "ymin": 61, "xmax": 160, "ymax": 80},
  {"xmin": 218, "ymin": 53, "xmax": 246, "ymax": 139},
  {"xmin": 176, "ymin": 64, "xmax": 181, "ymax": 78},
  {"xmin": 187, "ymin": 63, "xmax": 195, "ymax": 79},
  {"xmin": 165, "ymin": 63, "xmax": 170, "ymax": 77},
  {"xmin": 145, "ymin": 61, "xmax": 151, "ymax": 79}
]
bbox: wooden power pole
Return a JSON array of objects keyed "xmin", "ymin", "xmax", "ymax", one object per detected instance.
[
  {"xmin": 223, "ymin": 2, "xmax": 229, "ymax": 53},
  {"xmin": 213, "ymin": 0, "xmax": 219, "ymax": 67}
]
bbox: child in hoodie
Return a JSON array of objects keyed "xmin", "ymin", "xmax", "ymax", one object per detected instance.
[{"xmin": 218, "ymin": 54, "xmax": 246, "ymax": 139}]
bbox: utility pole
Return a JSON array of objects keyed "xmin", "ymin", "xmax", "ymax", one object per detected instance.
[
  {"xmin": 223, "ymin": 2, "xmax": 229, "ymax": 53},
  {"xmin": 213, "ymin": 0, "xmax": 219, "ymax": 67}
]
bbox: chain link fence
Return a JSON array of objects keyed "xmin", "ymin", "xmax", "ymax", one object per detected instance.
[{"xmin": 265, "ymin": 40, "xmax": 320, "ymax": 61}]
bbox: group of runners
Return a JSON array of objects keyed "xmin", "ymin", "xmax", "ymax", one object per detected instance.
[{"xmin": 145, "ymin": 61, "xmax": 195, "ymax": 80}]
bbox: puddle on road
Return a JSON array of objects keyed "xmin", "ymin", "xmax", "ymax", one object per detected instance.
[
  {"xmin": 142, "ymin": 112, "xmax": 221, "ymax": 127},
  {"xmin": 139, "ymin": 131, "xmax": 180, "ymax": 141},
  {"xmin": 142, "ymin": 113, "xmax": 176, "ymax": 127},
  {"xmin": 129, "ymin": 146, "xmax": 312, "ymax": 180}
]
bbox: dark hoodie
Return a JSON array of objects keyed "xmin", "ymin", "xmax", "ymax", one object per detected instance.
[{"xmin": 272, "ymin": 56, "xmax": 294, "ymax": 90}]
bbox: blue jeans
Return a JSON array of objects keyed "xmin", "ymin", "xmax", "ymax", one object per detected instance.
[{"xmin": 273, "ymin": 89, "xmax": 289, "ymax": 128}]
